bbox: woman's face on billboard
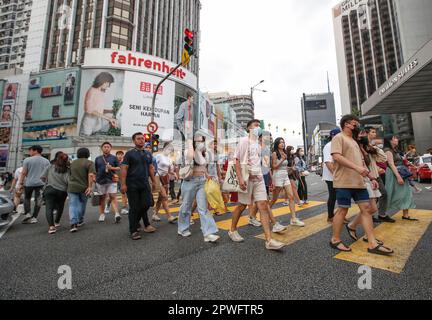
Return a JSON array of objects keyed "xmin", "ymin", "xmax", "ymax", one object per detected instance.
[{"xmin": 101, "ymin": 82, "xmax": 111, "ymax": 91}]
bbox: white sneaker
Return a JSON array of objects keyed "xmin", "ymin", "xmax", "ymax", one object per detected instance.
[
  {"xmin": 152, "ymin": 214, "xmax": 161, "ymax": 222},
  {"xmin": 204, "ymin": 234, "xmax": 220, "ymax": 243},
  {"xmin": 228, "ymin": 230, "xmax": 244, "ymax": 242},
  {"xmin": 298, "ymin": 201, "xmax": 305, "ymax": 206},
  {"xmin": 115, "ymin": 213, "xmax": 121, "ymax": 223},
  {"xmin": 282, "ymin": 201, "xmax": 290, "ymax": 206},
  {"xmin": 248, "ymin": 217, "xmax": 262, "ymax": 227},
  {"xmin": 168, "ymin": 216, "xmax": 178, "ymax": 224},
  {"xmin": 190, "ymin": 219, "xmax": 195, "ymax": 225},
  {"xmin": 121, "ymin": 208, "xmax": 129, "ymax": 215},
  {"xmin": 291, "ymin": 218, "xmax": 305, "ymax": 227},
  {"xmin": 22, "ymin": 213, "xmax": 32, "ymax": 224},
  {"xmin": 272, "ymin": 222, "xmax": 287, "ymax": 233},
  {"xmin": 104, "ymin": 205, "xmax": 110, "ymax": 215},
  {"xmin": 28, "ymin": 218, "xmax": 38, "ymax": 224},
  {"xmin": 98, "ymin": 214, "xmax": 106, "ymax": 222},
  {"xmin": 178, "ymin": 230, "xmax": 192, "ymax": 237},
  {"xmin": 265, "ymin": 239, "xmax": 285, "ymax": 250}
]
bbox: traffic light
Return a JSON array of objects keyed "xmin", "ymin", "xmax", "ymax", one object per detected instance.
[
  {"xmin": 182, "ymin": 29, "xmax": 194, "ymax": 65},
  {"xmin": 144, "ymin": 133, "xmax": 151, "ymax": 143},
  {"xmin": 152, "ymin": 134, "xmax": 160, "ymax": 153}
]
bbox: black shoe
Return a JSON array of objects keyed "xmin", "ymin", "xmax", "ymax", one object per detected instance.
[
  {"xmin": 70, "ymin": 224, "xmax": 78, "ymax": 233},
  {"xmin": 372, "ymin": 217, "xmax": 380, "ymax": 223},
  {"xmin": 378, "ymin": 215, "xmax": 396, "ymax": 223}
]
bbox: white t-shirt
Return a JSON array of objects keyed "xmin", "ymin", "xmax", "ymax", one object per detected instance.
[
  {"xmin": 14, "ymin": 167, "xmax": 23, "ymax": 190},
  {"xmin": 155, "ymin": 154, "xmax": 171, "ymax": 177},
  {"xmin": 322, "ymin": 142, "xmax": 334, "ymax": 182},
  {"xmin": 235, "ymin": 137, "xmax": 262, "ymax": 176}
]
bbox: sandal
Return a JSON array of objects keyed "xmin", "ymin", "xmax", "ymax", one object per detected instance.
[
  {"xmin": 346, "ymin": 225, "xmax": 358, "ymax": 241},
  {"xmin": 330, "ymin": 241, "xmax": 352, "ymax": 252},
  {"xmin": 402, "ymin": 216, "xmax": 419, "ymax": 221},
  {"xmin": 363, "ymin": 238, "xmax": 384, "ymax": 246},
  {"xmin": 367, "ymin": 244, "xmax": 394, "ymax": 256}
]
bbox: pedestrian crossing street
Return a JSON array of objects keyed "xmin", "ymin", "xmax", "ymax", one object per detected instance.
[{"xmin": 115, "ymin": 193, "xmax": 432, "ymax": 274}]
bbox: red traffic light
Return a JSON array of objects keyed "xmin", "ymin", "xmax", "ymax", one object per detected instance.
[
  {"xmin": 184, "ymin": 29, "xmax": 194, "ymax": 39},
  {"xmin": 144, "ymin": 133, "xmax": 151, "ymax": 142}
]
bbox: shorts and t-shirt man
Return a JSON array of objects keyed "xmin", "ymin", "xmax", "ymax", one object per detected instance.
[
  {"xmin": 235, "ymin": 136, "xmax": 267, "ymax": 205},
  {"xmin": 331, "ymin": 132, "xmax": 369, "ymax": 208},
  {"xmin": 95, "ymin": 154, "xmax": 119, "ymax": 194}
]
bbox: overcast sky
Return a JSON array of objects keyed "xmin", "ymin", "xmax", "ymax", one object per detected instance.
[{"xmin": 199, "ymin": 0, "xmax": 342, "ymax": 146}]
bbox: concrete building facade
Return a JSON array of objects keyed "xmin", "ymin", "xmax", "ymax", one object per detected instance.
[{"xmin": 208, "ymin": 92, "xmax": 254, "ymax": 129}]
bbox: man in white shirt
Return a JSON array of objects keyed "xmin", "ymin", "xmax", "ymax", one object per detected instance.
[{"xmin": 322, "ymin": 128, "xmax": 341, "ymax": 223}]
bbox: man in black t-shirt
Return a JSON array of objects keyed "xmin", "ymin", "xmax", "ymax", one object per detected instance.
[{"xmin": 121, "ymin": 133, "xmax": 157, "ymax": 240}]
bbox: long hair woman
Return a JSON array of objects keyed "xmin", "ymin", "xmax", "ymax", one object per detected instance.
[
  {"xmin": 42, "ymin": 152, "xmax": 70, "ymax": 234},
  {"xmin": 269, "ymin": 138, "xmax": 305, "ymax": 227},
  {"xmin": 384, "ymin": 135, "xmax": 417, "ymax": 221},
  {"xmin": 177, "ymin": 135, "xmax": 220, "ymax": 242},
  {"xmin": 286, "ymin": 145, "xmax": 302, "ymax": 206},
  {"xmin": 294, "ymin": 148, "xmax": 309, "ymax": 205}
]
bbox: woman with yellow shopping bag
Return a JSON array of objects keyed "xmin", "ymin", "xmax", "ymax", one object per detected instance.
[{"xmin": 177, "ymin": 135, "xmax": 220, "ymax": 243}]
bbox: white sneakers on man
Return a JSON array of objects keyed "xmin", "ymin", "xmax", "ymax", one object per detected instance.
[
  {"xmin": 178, "ymin": 230, "xmax": 192, "ymax": 237},
  {"xmin": 228, "ymin": 230, "xmax": 245, "ymax": 242},
  {"xmin": 121, "ymin": 208, "xmax": 129, "ymax": 215},
  {"xmin": 272, "ymin": 222, "xmax": 287, "ymax": 233},
  {"xmin": 248, "ymin": 217, "xmax": 262, "ymax": 227},
  {"xmin": 265, "ymin": 239, "xmax": 285, "ymax": 250},
  {"xmin": 98, "ymin": 214, "xmax": 106, "ymax": 222},
  {"xmin": 104, "ymin": 205, "xmax": 110, "ymax": 215},
  {"xmin": 152, "ymin": 214, "xmax": 161, "ymax": 222}
]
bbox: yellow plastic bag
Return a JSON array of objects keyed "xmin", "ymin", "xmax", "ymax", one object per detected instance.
[{"xmin": 204, "ymin": 179, "xmax": 226, "ymax": 213}]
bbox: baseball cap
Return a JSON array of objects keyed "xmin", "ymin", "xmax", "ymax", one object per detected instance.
[
  {"xmin": 330, "ymin": 128, "xmax": 341, "ymax": 137},
  {"xmin": 144, "ymin": 142, "xmax": 151, "ymax": 148}
]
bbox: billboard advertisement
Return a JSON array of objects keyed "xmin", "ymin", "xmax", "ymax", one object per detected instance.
[
  {"xmin": 0, "ymin": 145, "xmax": 8, "ymax": 173},
  {"xmin": 78, "ymin": 69, "xmax": 176, "ymax": 140}
]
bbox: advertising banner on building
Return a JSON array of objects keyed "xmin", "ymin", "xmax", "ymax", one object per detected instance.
[
  {"xmin": 0, "ymin": 145, "xmax": 8, "ymax": 173},
  {"xmin": 0, "ymin": 124, "xmax": 12, "ymax": 145},
  {"xmin": 23, "ymin": 123, "xmax": 76, "ymax": 143},
  {"xmin": 78, "ymin": 69, "xmax": 176, "ymax": 140}
]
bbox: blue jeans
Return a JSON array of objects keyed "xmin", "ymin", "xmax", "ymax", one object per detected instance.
[
  {"xmin": 178, "ymin": 176, "xmax": 219, "ymax": 237},
  {"xmin": 68, "ymin": 192, "xmax": 88, "ymax": 225}
]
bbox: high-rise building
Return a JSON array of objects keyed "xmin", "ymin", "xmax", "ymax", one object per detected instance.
[
  {"xmin": 0, "ymin": 0, "xmax": 33, "ymax": 70},
  {"xmin": 207, "ymin": 92, "xmax": 254, "ymax": 128},
  {"xmin": 333, "ymin": 0, "xmax": 432, "ymax": 152},
  {"xmin": 24, "ymin": 0, "xmax": 201, "ymax": 74},
  {"xmin": 300, "ymin": 92, "xmax": 336, "ymax": 155}
]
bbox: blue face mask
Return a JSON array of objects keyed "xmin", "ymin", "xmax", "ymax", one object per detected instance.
[{"xmin": 252, "ymin": 127, "xmax": 263, "ymax": 137}]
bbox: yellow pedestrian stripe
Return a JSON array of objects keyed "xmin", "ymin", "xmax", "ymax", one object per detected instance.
[
  {"xmin": 334, "ymin": 210, "xmax": 432, "ymax": 274},
  {"xmin": 217, "ymin": 201, "xmax": 325, "ymax": 231},
  {"xmin": 255, "ymin": 206, "xmax": 360, "ymax": 245}
]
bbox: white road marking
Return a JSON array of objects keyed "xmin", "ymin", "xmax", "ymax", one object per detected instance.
[{"xmin": 0, "ymin": 213, "xmax": 20, "ymax": 240}]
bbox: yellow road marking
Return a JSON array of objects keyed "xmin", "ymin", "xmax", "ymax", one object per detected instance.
[
  {"xmin": 255, "ymin": 206, "xmax": 359, "ymax": 244},
  {"xmin": 335, "ymin": 210, "xmax": 432, "ymax": 274},
  {"xmin": 217, "ymin": 201, "xmax": 325, "ymax": 231}
]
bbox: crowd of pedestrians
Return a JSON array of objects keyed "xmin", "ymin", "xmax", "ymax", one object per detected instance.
[{"xmin": 7, "ymin": 113, "xmax": 430, "ymax": 255}]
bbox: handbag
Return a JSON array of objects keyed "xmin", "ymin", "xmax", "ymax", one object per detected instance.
[
  {"xmin": 397, "ymin": 165, "xmax": 413, "ymax": 179},
  {"xmin": 222, "ymin": 162, "xmax": 249, "ymax": 193},
  {"xmin": 91, "ymin": 190, "xmax": 103, "ymax": 207}
]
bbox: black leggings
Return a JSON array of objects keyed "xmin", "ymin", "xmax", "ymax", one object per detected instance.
[
  {"xmin": 44, "ymin": 186, "xmax": 68, "ymax": 227},
  {"xmin": 325, "ymin": 181, "xmax": 337, "ymax": 219},
  {"xmin": 297, "ymin": 176, "xmax": 308, "ymax": 201}
]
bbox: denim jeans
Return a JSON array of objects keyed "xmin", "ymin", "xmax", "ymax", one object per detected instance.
[
  {"xmin": 68, "ymin": 192, "xmax": 88, "ymax": 225},
  {"xmin": 178, "ymin": 176, "xmax": 218, "ymax": 237}
]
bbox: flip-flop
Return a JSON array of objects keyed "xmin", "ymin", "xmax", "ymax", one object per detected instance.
[
  {"xmin": 367, "ymin": 244, "xmax": 394, "ymax": 256},
  {"xmin": 402, "ymin": 217, "xmax": 419, "ymax": 221},
  {"xmin": 346, "ymin": 225, "xmax": 358, "ymax": 241},
  {"xmin": 363, "ymin": 238, "xmax": 384, "ymax": 245},
  {"xmin": 330, "ymin": 241, "xmax": 352, "ymax": 252}
]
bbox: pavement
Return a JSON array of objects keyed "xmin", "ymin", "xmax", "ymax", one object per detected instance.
[{"xmin": 0, "ymin": 174, "xmax": 431, "ymax": 300}]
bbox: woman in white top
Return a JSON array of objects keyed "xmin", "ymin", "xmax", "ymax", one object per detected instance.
[
  {"xmin": 153, "ymin": 142, "xmax": 178, "ymax": 224},
  {"xmin": 269, "ymin": 138, "xmax": 305, "ymax": 227}
]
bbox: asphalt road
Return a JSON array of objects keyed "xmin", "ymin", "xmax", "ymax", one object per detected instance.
[{"xmin": 1, "ymin": 174, "xmax": 431, "ymax": 300}]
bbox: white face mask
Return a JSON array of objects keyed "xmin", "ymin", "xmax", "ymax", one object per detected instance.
[
  {"xmin": 196, "ymin": 142, "xmax": 206, "ymax": 152},
  {"xmin": 290, "ymin": 150, "xmax": 296, "ymax": 155}
]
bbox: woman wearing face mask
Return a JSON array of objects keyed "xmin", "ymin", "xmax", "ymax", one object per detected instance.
[
  {"xmin": 269, "ymin": 138, "xmax": 304, "ymax": 227},
  {"xmin": 384, "ymin": 135, "xmax": 417, "ymax": 221},
  {"xmin": 286, "ymin": 146, "xmax": 302, "ymax": 206},
  {"xmin": 153, "ymin": 142, "xmax": 178, "ymax": 224},
  {"xmin": 294, "ymin": 148, "xmax": 309, "ymax": 205},
  {"xmin": 178, "ymin": 135, "xmax": 220, "ymax": 242}
]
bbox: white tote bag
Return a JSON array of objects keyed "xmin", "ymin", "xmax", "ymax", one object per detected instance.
[{"xmin": 222, "ymin": 162, "xmax": 249, "ymax": 193}]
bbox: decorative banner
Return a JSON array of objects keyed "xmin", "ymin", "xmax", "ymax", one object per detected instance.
[
  {"xmin": 41, "ymin": 85, "xmax": 62, "ymax": 98},
  {"xmin": 64, "ymin": 71, "xmax": 77, "ymax": 105}
]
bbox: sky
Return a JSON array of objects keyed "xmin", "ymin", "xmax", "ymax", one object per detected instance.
[{"xmin": 199, "ymin": 0, "xmax": 342, "ymax": 146}]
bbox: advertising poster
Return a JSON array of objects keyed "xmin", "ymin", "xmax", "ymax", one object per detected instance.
[
  {"xmin": 3, "ymin": 83, "xmax": 18, "ymax": 100},
  {"xmin": 25, "ymin": 101, "xmax": 33, "ymax": 121},
  {"xmin": 0, "ymin": 145, "xmax": 8, "ymax": 172},
  {"xmin": 64, "ymin": 72, "xmax": 77, "ymax": 105},
  {"xmin": 78, "ymin": 69, "xmax": 176, "ymax": 139},
  {"xmin": 29, "ymin": 77, "xmax": 41, "ymax": 89},
  {"xmin": 0, "ymin": 124, "xmax": 12, "ymax": 144},
  {"xmin": 23, "ymin": 124, "xmax": 76, "ymax": 143},
  {"xmin": 78, "ymin": 69, "xmax": 125, "ymax": 137},
  {"xmin": 122, "ymin": 71, "xmax": 175, "ymax": 139},
  {"xmin": 1, "ymin": 103, "xmax": 13, "ymax": 123}
]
